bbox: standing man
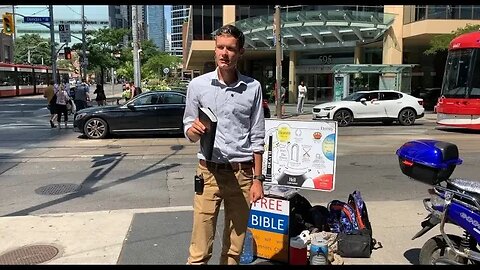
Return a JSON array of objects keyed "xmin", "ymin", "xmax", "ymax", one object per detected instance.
[
  {"xmin": 297, "ymin": 80, "xmax": 307, "ymax": 114},
  {"xmin": 183, "ymin": 24, "xmax": 265, "ymax": 265}
]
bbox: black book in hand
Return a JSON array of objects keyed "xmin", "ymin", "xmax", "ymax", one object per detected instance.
[{"xmin": 198, "ymin": 107, "xmax": 217, "ymax": 160}]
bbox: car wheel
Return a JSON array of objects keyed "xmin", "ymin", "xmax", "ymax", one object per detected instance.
[
  {"xmin": 83, "ymin": 117, "xmax": 108, "ymax": 139},
  {"xmin": 398, "ymin": 108, "xmax": 416, "ymax": 126},
  {"xmin": 333, "ymin": 109, "xmax": 353, "ymax": 127}
]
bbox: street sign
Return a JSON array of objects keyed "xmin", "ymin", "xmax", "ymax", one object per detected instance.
[
  {"xmin": 58, "ymin": 24, "xmax": 71, "ymax": 43},
  {"xmin": 23, "ymin": 16, "xmax": 50, "ymax": 23},
  {"xmin": 163, "ymin": 68, "xmax": 170, "ymax": 74}
]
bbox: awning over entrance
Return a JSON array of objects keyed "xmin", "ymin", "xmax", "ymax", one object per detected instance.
[
  {"xmin": 332, "ymin": 64, "xmax": 415, "ymax": 74},
  {"xmin": 217, "ymin": 10, "xmax": 395, "ymax": 51}
]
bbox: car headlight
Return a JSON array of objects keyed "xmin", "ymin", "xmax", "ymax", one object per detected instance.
[
  {"xmin": 75, "ymin": 112, "xmax": 87, "ymax": 121},
  {"xmin": 322, "ymin": 106, "xmax": 336, "ymax": 110}
]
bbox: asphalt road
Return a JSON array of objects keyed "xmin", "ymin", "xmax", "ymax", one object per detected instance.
[
  {"xmin": 1, "ymin": 92, "xmax": 480, "ymax": 265},
  {"xmin": 1, "ymin": 93, "xmax": 479, "ymax": 216}
]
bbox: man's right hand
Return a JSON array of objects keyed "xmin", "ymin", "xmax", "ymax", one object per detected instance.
[{"xmin": 186, "ymin": 118, "xmax": 206, "ymax": 142}]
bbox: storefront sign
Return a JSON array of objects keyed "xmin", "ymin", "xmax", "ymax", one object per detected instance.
[
  {"xmin": 248, "ymin": 197, "xmax": 290, "ymax": 263},
  {"xmin": 263, "ymin": 119, "xmax": 337, "ymax": 192}
]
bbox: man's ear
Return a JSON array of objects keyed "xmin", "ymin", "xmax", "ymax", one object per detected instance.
[{"xmin": 239, "ymin": 48, "xmax": 245, "ymax": 55}]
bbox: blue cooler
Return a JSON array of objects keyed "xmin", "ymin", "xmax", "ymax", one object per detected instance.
[{"xmin": 396, "ymin": 140, "xmax": 463, "ymax": 184}]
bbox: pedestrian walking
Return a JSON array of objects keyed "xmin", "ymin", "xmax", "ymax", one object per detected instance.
[
  {"xmin": 43, "ymin": 80, "xmax": 57, "ymax": 128},
  {"xmin": 74, "ymin": 80, "xmax": 90, "ymax": 111},
  {"xmin": 94, "ymin": 84, "xmax": 106, "ymax": 106},
  {"xmin": 129, "ymin": 81, "xmax": 137, "ymax": 100},
  {"xmin": 297, "ymin": 80, "xmax": 307, "ymax": 114},
  {"xmin": 55, "ymin": 84, "xmax": 71, "ymax": 129},
  {"xmin": 183, "ymin": 24, "xmax": 265, "ymax": 265}
]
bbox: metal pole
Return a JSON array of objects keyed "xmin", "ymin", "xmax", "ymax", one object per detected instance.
[
  {"xmin": 27, "ymin": 49, "xmax": 31, "ymax": 64},
  {"xmin": 48, "ymin": 5, "xmax": 57, "ymax": 85},
  {"xmin": 81, "ymin": 5, "xmax": 87, "ymax": 82},
  {"xmin": 132, "ymin": 5, "xmax": 141, "ymax": 87},
  {"xmin": 274, "ymin": 5, "xmax": 282, "ymax": 119},
  {"xmin": 111, "ymin": 67, "xmax": 114, "ymax": 97}
]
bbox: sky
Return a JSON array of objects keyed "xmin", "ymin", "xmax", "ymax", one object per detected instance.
[{"xmin": 10, "ymin": 5, "xmax": 172, "ymax": 34}]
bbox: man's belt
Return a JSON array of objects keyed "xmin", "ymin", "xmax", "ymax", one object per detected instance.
[{"xmin": 199, "ymin": 159, "xmax": 253, "ymax": 171}]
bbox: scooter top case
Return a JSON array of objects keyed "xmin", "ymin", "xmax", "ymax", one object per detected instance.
[{"xmin": 396, "ymin": 140, "xmax": 463, "ymax": 185}]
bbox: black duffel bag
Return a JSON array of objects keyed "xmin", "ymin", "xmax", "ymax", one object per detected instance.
[{"xmin": 336, "ymin": 229, "xmax": 377, "ymax": 258}]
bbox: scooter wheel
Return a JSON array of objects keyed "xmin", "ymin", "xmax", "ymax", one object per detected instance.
[{"xmin": 418, "ymin": 234, "xmax": 465, "ymax": 265}]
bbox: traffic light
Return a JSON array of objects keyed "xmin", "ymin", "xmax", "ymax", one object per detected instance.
[
  {"xmin": 64, "ymin": 47, "xmax": 72, "ymax": 60},
  {"xmin": 2, "ymin": 12, "xmax": 14, "ymax": 35}
]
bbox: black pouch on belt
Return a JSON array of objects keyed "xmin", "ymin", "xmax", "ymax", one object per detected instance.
[{"xmin": 194, "ymin": 174, "xmax": 204, "ymax": 194}]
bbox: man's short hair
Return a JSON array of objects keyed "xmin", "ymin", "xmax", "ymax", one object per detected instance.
[{"xmin": 215, "ymin": 24, "xmax": 245, "ymax": 49}]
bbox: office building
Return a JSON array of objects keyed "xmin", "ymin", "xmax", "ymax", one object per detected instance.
[
  {"xmin": 146, "ymin": 5, "xmax": 166, "ymax": 51},
  {"xmin": 184, "ymin": 5, "xmax": 480, "ymax": 104},
  {"xmin": 171, "ymin": 5, "xmax": 189, "ymax": 56}
]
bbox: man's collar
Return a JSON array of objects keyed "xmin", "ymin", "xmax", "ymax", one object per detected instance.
[{"xmin": 212, "ymin": 67, "xmax": 247, "ymax": 88}]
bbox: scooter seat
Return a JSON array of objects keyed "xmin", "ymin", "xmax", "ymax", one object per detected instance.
[{"xmin": 448, "ymin": 178, "xmax": 480, "ymax": 195}]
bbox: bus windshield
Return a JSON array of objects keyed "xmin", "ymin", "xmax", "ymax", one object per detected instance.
[
  {"xmin": 442, "ymin": 48, "xmax": 480, "ymax": 98},
  {"xmin": 442, "ymin": 49, "xmax": 473, "ymax": 98}
]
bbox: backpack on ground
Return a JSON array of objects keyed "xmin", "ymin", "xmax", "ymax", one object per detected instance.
[
  {"xmin": 328, "ymin": 190, "xmax": 380, "ymax": 258},
  {"xmin": 327, "ymin": 199, "xmax": 359, "ymax": 233},
  {"xmin": 288, "ymin": 193, "xmax": 313, "ymax": 237}
]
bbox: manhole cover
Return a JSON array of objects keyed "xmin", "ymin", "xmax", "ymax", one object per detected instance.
[
  {"xmin": 0, "ymin": 245, "xmax": 59, "ymax": 264},
  {"xmin": 35, "ymin": 183, "xmax": 82, "ymax": 195}
]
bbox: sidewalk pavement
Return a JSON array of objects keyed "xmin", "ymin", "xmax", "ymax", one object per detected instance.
[{"xmin": 0, "ymin": 199, "xmax": 459, "ymax": 265}]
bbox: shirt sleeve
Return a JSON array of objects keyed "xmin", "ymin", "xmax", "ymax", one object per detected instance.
[
  {"xmin": 182, "ymin": 82, "xmax": 199, "ymax": 142},
  {"xmin": 249, "ymin": 83, "xmax": 266, "ymax": 154}
]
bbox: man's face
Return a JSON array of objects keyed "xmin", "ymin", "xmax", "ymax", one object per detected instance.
[{"xmin": 214, "ymin": 34, "xmax": 244, "ymax": 72}]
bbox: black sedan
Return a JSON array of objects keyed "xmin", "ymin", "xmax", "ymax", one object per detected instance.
[{"xmin": 73, "ymin": 91, "xmax": 186, "ymax": 139}]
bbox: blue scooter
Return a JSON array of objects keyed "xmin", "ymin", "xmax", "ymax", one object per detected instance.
[{"xmin": 397, "ymin": 140, "xmax": 480, "ymax": 265}]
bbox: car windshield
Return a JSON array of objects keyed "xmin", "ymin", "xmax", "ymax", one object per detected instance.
[{"xmin": 341, "ymin": 92, "xmax": 366, "ymax": 101}]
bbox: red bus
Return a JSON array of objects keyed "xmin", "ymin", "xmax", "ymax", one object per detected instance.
[
  {"xmin": 0, "ymin": 62, "xmax": 70, "ymax": 98},
  {"xmin": 436, "ymin": 31, "xmax": 480, "ymax": 129}
]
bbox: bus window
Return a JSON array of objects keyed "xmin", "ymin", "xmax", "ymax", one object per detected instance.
[
  {"xmin": 442, "ymin": 49, "xmax": 472, "ymax": 98},
  {"xmin": 0, "ymin": 70, "xmax": 16, "ymax": 86},
  {"xmin": 470, "ymin": 51, "xmax": 480, "ymax": 98},
  {"xmin": 18, "ymin": 71, "xmax": 33, "ymax": 86}
]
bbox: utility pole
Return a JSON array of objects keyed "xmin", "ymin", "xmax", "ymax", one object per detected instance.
[
  {"xmin": 48, "ymin": 5, "xmax": 57, "ymax": 85},
  {"xmin": 132, "ymin": 5, "xmax": 141, "ymax": 87},
  {"xmin": 81, "ymin": 5, "xmax": 87, "ymax": 82},
  {"xmin": 274, "ymin": 5, "xmax": 282, "ymax": 119}
]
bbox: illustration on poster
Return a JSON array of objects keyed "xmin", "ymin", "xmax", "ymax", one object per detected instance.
[{"xmin": 262, "ymin": 120, "xmax": 337, "ymax": 192}]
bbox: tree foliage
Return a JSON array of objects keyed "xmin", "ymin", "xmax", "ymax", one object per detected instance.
[
  {"xmin": 14, "ymin": 34, "xmax": 52, "ymax": 65},
  {"xmin": 71, "ymin": 27, "xmax": 129, "ymax": 83},
  {"xmin": 425, "ymin": 24, "xmax": 480, "ymax": 55}
]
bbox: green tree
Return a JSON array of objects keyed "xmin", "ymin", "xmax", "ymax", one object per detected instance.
[
  {"xmin": 71, "ymin": 27, "xmax": 129, "ymax": 85},
  {"xmin": 425, "ymin": 24, "xmax": 480, "ymax": 55},
  {"xmin": 14, "ymin": 34, "xmax": 52, "ymax": 65},
  {"xmin": 116, "ymin": 61, "xmax": 134, "ymax": 82},
  {"xmin": 141, "ymin": 53, "xmax": 182, "ymax": 80}
]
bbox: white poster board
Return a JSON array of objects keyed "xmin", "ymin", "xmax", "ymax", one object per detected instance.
[{"xmin": 262, "ymin": 119, "xmax": 337, "ymax": 192}]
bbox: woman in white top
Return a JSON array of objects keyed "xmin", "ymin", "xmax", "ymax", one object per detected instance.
[
  {"xmin": 297, "ymin": 80, "xmax": 307, "ymax": 114},
  {"xmin": 55, "ymin": 84, "xmax": 71, "ymax": 128}
]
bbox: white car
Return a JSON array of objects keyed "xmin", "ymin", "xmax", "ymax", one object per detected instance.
[{"xmin": 312, "ymin": 90, "xmax": 425, "ymax": 127}]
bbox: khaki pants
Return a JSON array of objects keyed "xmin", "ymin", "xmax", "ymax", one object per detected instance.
[{"xmin": 187, "ymin": 162, "xmax": 253, "ymax": 265}]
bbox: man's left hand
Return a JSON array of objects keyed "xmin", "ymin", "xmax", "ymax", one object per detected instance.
[{"xmin": 249, "ymin": 180, "xmax": 264, "ymax": 203}]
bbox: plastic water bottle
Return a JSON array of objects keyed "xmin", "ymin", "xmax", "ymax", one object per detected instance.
[{"xmin": 240, "ymin": 229, "xmax": 254, "ymax": 264}]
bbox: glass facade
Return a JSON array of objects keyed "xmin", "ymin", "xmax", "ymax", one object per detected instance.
[
  {"xmin": 191, "ymin": 5, "xmax": 222, "ymax": 41},
  {"xmin": 171, "ymin": 5, "xmax": 189, "ymax": 56},
  {"xmin": 147, "ymin": 5, "xmax": 166, "ymax": 51},
  {"xmin": 409, "ymin": 5, "xmax": 480, "ymax": 22}
]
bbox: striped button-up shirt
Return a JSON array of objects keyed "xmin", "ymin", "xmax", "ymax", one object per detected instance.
[{"xmin": 183, "ymin": 68, "xmax": 265, "ymax": 163}]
